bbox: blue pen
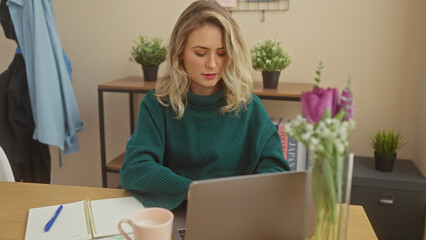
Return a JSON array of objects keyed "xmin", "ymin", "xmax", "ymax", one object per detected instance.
[{"xmin": 44, "ymin": 205, "xmax": 63, "ymax": 232}]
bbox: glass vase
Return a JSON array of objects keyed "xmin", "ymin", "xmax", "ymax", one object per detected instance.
[{"xmin": 308, "ymin": 152, "xmax": 354, "ymax": 240}]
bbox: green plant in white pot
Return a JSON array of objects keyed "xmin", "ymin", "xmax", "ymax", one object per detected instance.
[
  {"xmin": 129, "ymin": 36, "xmax": 167, "ymax": 81},
  {"xmin": 251, "ymin": 38, "xmax": 291, "ymax": 89},
  {"xmin": 370, "ymin": 129, "xmax": 406, "ymax": 172}
]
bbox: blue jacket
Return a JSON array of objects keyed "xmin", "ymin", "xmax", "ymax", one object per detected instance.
[{"xmin": 7, "ymin": 0, "xmax": 84, "ymax": 154}]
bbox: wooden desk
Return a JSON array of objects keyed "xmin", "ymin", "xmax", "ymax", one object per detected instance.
[
  {"xmin": 98, "ymin": 76, "xmax": 314, "ymax": 187},
  {"xmin": 0, "ymin": 182, "xmax": 130, "ymax": 240},
  {"xmin": 0, "ymin": 182, "xmax": 376, "ymax": 240}
]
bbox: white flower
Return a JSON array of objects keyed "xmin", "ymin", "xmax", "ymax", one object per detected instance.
[
  {"xmin": 305, "ymin": 123, "xmax": 314, "ymax": 132},
  {"xmin": 310, "ymin": 137, "xmax": 320, "ymax": 146},
  {"xmin": 301, "ymin": 132, "xmax": 312, "ymax": 142},
  {"xmin": 335, "ymin": 140, "xmax": 345, "ymax": 154}
]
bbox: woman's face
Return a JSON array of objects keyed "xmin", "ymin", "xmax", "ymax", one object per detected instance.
[{"xmin": 182, "ymin": 23, "xmax": 227, "ymax": 96}]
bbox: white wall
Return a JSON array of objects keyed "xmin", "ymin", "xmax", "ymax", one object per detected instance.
[{"xmin": 0, "ymin": 0, "xmax": 425, "ymax": 187}]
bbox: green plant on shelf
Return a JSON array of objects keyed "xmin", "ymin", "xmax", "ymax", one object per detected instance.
[
  {"xmin": 370, "ymin": 129, "xmax": 405, "ymax": 156},
  {"xmin": 129, "ymin": 36, "xmax": 167, "ymax": 67}
]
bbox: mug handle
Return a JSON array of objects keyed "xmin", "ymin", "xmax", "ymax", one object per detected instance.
[{"xmin": 118, "ymin": 219, "xmax": 133, "ymax": 240}]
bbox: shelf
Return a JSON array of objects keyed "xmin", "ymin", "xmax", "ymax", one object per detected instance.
[
  {"xmin": 98, "ymin": 76, "xmax": 157, "ymax": 92},
  {"xmin": 98, "ymin": 76, "xmax": 312, "ymax": 187},
  {"xmin": 252, "ymin": 81, "xmax": 313, "ymax": 100},
  {"xmin": 106, "ymin": 152, "xmax": 125, "ymax": 172}
]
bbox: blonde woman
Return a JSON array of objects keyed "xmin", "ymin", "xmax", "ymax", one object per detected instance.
[{"xmin": 120, "ymin": 0, "xmax": 289, "ymax": 210}]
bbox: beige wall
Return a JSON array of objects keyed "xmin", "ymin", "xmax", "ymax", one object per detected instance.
[
  {"xmin": 415, "ymin": 64, "xmax": 426, "ymax": 176},
  {"xmin": 0, "ymin": 0, "xmax": 425, "ymax": 187}
]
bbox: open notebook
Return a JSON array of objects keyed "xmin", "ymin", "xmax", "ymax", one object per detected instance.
[{"xmin": 25, "ymin": 196, "xmax": 144, "ymax": 240}]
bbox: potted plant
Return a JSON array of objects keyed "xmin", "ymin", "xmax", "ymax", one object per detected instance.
[
  {"xmin": 251, "ymin": 38, "xmax": 291, "ymax": 89},
  {"xmin": 370, "ymin": 129, "xmax": 406, "ymax": 172},
  {"xmin": 129, "ymin": 36, "xmax": 167, "ymax": 81}
]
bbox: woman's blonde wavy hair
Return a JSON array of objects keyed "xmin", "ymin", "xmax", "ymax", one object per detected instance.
[{"xmin": 155, "ymin": 0, "xmax": 253, "ymax": 119}]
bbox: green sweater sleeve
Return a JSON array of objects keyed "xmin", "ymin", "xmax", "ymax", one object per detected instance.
[
  {"xmin": 255, "ymin": 118, "xmax": 291, "ymax": 173},
  {"xmin": 251, "ymin": 96, "xmax": 290, "ymax": 173},
  {"xmin": 120, "ymin": 91, "xmax": 192, "ymax": 210}
]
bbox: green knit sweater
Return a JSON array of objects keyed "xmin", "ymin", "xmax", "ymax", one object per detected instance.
[{"xmin": 120, "ymin": 87, "xmax": 289, "ymax": 210}]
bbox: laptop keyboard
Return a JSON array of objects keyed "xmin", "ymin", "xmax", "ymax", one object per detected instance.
[{"xmin": 177, "ymin": 228, "xmax": 186, "ymax": 240}]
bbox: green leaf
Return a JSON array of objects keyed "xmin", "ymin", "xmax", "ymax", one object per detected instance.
[
  {"xmin": 313, "ymin": 167, "xmax": 325, "ymax": 223},
  {"xmin": 322, "ymin": 158, "xmax": 337, "ymax": 223},
  {"xmin": 370, "ymin": 129, "xmax": 406, "ymax": 156},
  {"xmin": 251, "ymin": 38, "xmax": 291, "ymax": 72},
  {"xmin": 321, "ymin": 108, "xmax": 332, "ymax": 120},
  {"xmin": 129, "ymin": 36, "xmax": 167, "ymax": 66},
  {"xmin": 334, "ymin": 109, "xmax": 345, "ymax": 121}
]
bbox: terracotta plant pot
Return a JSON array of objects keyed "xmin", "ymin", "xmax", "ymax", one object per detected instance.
[
  {"xmin": 142, "ymin": 65, "xmax": 159, "ymax": 82},
  {"xmin": 374, "ymin": 151, "xmax": 396, "ymax": 172},
  {"xmin": 261, "ymin": 71, "xmax": 280, "ymax": 89}
]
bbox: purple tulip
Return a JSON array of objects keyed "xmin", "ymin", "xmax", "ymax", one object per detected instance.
[
  {"xmin": 338, "ymin": 88, "xmax": 354, "ymax": 120},
  {"xmin": 301, "ymin": 87, "xmax": 340, "ymax": 123}
]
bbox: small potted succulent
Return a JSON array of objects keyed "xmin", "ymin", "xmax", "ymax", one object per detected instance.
[
  {"xmin": 129, "ymin": 36, "xmax": 167, "ymax": 81},
  {"xmin": 251, "ymin": 38, "xmax": 291, "ymax": 89},
  {"xmin": 370, "ymin": 129, "xmax": 406, "ymax": 172}
]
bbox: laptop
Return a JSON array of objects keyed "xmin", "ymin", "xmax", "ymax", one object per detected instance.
[{"xmin": 172, "ymin": 171, "xmax": 316, "ymax": 240}]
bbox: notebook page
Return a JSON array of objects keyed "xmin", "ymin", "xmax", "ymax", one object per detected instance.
[
  {"xmin": 25, "ymin": 200, "xmax": 90, "ymax": 240},
  {"xmin": 90, "ymin": 196, "xmax": 144, "ymax": 238}
]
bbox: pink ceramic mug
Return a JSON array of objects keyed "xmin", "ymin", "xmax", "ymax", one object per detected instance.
[{"xmin": 118, "ymin": 207, "xmax": 174, "ymax": 240}]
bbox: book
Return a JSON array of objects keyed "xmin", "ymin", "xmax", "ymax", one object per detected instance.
[
  {"xmin": 287, "ymin": 135, "xmax": 298, "ymax": 171},
  {"xmin": 285, "ymin": 118, "xmax": 309, "ymax": 171},
  {"xmin": 271, "ymin": 117, "xmax": 288, "ymax": 161},
  {"xmin": 96, "ymin": 233, "xmax": 135, "ymax": 240},
  {"xmin": 24, "ymin": 196, "xmax": 144, "ymax": 240},
  {"xmin": 277, "ymin": 121, "xmax": 288, "ymax": 161},
  {"xmin": 271, "ymin": 117, "xmax": 310, "ymax": 172},
  {"xmin": 270, "ymin": 117, "xmax": 281, "ymax": 130},
  {"xmin": 276, "ymin": 118, "xmax": 291, "ymax": 169},
  {"xmin": 296, "ymin": 141, "xmax": 308, "ymax": 171}
]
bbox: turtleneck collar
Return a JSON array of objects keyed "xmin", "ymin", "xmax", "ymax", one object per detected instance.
[{"xmin": 187, "ymin": 86, "xmax": 225, "ymax": 109}]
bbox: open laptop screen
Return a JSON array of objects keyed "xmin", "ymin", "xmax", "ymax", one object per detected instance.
[{"xmin": 173, "ymin": 171, "xmax": 314, "ymax": 240}]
